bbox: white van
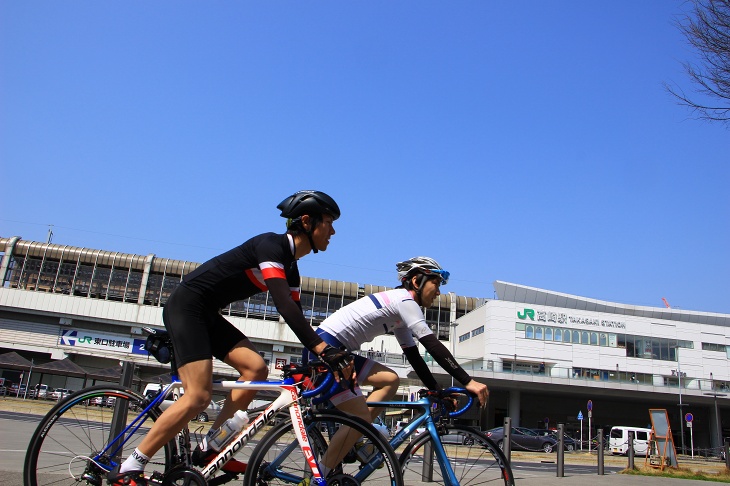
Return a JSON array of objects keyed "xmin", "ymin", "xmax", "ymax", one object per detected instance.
[
  {"xmin": 609, "ymin": 426, "xmax": 652, "ymax": 455},
  {"xmin": 142, "ymin": 383, "xmax": 221, "ymax": 422}
]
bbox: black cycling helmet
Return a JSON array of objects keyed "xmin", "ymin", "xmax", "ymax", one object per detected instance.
[
  {"xmin": 277, "ymin": 190, "xmax": 341, "ymax": 221},
  {"xmin": 278, "ymin": 190, "xmax": 340, "ymax": 253}
]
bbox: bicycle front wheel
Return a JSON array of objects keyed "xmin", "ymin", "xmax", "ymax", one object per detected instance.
[
  {"xmin": 24, "ymin": 385, "xmax": 178, "ymax": 486},
  {"xmin": 400, "ymin": 425, "xmax": 514, "ymax": 486},
  {"xmin": 244, "ymin": 409, "xmax": 403, "ymax": 486}
]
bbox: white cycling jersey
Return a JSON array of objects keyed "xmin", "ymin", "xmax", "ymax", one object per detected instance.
[{"xmin": 318, "ymin": 288, "xmax": 432, "ymax": 350}]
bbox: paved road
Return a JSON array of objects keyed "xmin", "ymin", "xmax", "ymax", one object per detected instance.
[{"xmin": 1, "ymin": 410, "xmax": 723, "ymax": 486}]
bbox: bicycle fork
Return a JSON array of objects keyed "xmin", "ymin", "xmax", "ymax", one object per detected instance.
[{"xmin": 391, "ymin": 417, "xmax": 460, "ymax": 486}]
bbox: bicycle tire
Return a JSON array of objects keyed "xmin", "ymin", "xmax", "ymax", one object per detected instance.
[
  {"xmin": 23, "ymin": 384, "xmax": 178, "ymax": 486},
  {"xmin": 399, "ymin": 425, "xmax": 514, "ymax": 486},
  {"xmin": 244, "ymin": 409, "xmax": 403, "ymax": 486}
]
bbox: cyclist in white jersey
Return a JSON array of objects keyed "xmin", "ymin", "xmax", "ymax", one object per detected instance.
[{"xmin": 305, "ymin": 257, "xmax": 489, "ymax": 478}]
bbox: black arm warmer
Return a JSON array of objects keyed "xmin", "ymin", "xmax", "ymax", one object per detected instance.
[
  {"xmin": 403, "ymin": 346, "xmax": 439, "ymax": 390},
  {"xmin": 266, "ymin": 278, "xmax": 324, "ymax": 351},
  {"xmin": 419, "ymin": 334, "xmax": 472, "ymax": 386}
]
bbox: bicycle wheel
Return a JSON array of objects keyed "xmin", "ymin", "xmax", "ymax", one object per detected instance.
[
  {"xmin": 24, "ymin": 385, "xmax": 178, "ymax": 486},
  {"xmin": 400, "ymin": 425, "xmax": 514, "ymax": 486},
  {"xmin": 244, "ymin": 409, "xmax": 403, "ymax": 486}
]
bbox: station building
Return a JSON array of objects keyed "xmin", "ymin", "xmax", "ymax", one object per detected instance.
[
  {"xmin": 1, "ymin": 235, "xmax": 729, "ymax": 452},
  {"xmin": 456, "ymin": 281, "xmax": 730, "ymax": 453},
  {"xmin": 0, "ymin": 235, "xmax": 477, "ymax": 398}
]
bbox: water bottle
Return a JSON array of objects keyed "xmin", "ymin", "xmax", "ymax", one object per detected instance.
[{"xmin": 208, "ymin": 410, "xmax": 250, "ymax": 451}]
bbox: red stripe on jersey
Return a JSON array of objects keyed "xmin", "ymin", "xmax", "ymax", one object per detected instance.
[
  {"xmin": 245, "ymin": 268, "xmax": 268, "ymax": 292},
  {"xmin": 290, "ymin": 288, "xmax": 300, "ymax": 302},
  {"xmin": 260, "ymin": 261, "xmax": 286, "ymax": 280}
]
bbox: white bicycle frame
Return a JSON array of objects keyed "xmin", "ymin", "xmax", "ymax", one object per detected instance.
[{"xmin": 157, "ymin": 378, "xmax": 324, "ymax": 483}]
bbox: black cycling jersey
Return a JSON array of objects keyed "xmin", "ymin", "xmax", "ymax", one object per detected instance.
[
  {"xmin": 182, "ymin": 232, "xmax": 300, "ymax": 308},
  {"xmin": 165, "ymin": 232, "xmax": 323, "ymax": 366}
]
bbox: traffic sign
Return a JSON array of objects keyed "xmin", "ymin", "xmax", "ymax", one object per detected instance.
[
  {"xmin": 685, "ymin": 412, "xmax": 694, "ymax": 423},
  {"xmin": 587, "ymin": 400, "xmax": 593, "ymax": 411},
  {"xmin": 577, "ymin": 411, "xmax": 584, "ymax": 420}
]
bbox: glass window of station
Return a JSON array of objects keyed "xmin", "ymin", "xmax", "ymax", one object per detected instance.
[{"xmin": 515, "ymin": 322, "xmax": 693, "ymax": 362}]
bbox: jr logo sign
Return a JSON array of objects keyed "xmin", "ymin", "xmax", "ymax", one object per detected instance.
[{"xmin": 518, "ymin": 308, "xmax": 535, "ymax": 320}]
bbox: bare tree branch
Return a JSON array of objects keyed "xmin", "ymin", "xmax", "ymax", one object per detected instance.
[{"xmin": 666, "ymin": 0, "xmax": 730, "ymax": 125}]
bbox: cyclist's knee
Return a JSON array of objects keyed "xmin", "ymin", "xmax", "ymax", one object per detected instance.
[
  {"xmin": 227, "ymin": 348, "xmax": 268, "ymax": 380},
  {"xmin": 252, "ymin": 359, "xmax": 268, "ymax": 380},
  {"xmin": 238, "ymin": 358, "xmax": 267, "ymax": 381},
  {"xmin": 183, "ymin": 390, "xmax": 212, "ymax": 413}
]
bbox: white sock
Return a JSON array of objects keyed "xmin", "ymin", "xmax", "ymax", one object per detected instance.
[{"xmin": 119, "ymin": 448, "xmax": 149, "ymax": 474}]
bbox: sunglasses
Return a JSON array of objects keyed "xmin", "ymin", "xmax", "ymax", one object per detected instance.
[{"xmin": 429, "ymin": 269, "xmax": 449, "ymax": 285}]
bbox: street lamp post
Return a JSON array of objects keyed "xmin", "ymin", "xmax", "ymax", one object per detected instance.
[
  {"xmin": 449, "ymin": 321, "xmax": 458, "ymax": 387},
  {"xmin": 673, "ymin": 345, "xmax": 687, "ymax": 455}
]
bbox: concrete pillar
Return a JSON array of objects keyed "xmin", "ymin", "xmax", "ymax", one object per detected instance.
[
  {"xmin": 137, "ymin": 254, "xmax": 155, "ymax": 305},
  {"xmin": 710, "ymin": 403, "xmax": 721, "ymax": 450}
]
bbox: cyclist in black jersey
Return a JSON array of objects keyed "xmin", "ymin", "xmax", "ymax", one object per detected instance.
[{"xmin": 110, "ymin": 190, "xmax": 353, "ymax": 486}]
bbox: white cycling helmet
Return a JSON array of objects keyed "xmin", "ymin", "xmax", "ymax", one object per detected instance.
[{"xmin": 396, "ymin": 256, "xmax": 450, "ymax": 286}]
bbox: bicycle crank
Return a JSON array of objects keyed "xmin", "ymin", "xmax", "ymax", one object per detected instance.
[
  {"xmin": 161, "ymin": 467, "xmax": 207, "ymax": 486},
  {"xmin": 326, "ymin": 473, "xmax": 360, "ymax": 486}
]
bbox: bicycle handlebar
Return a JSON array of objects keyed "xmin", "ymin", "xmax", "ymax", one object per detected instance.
[
  {"xmin": 282, "ymin": 360, "xmax": 339, "ymax": 400},
  {"xmin": 301, "ymin": 371, "xmax": 335, "ymax": 399},
  {"xmin": 420, "ymin": 387, "xmax": 474, "ymax": 418}
]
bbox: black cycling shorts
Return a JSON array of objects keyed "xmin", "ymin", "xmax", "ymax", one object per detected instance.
[{"xmin": 163, "ymin": 284, "xmax": 247, "ymax": 367}]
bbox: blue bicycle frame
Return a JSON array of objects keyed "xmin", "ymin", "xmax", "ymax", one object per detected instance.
[{"xmin": 369, "ymin": 387, "xmax": 474, "ymax": 486}]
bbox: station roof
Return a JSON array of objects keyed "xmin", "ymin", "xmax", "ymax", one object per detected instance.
[{"xmin": 494, "ymin": 280, "xmax": 730, "ymax": 327}]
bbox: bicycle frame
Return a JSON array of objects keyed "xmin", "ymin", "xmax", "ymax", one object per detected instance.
[
  {"xmin": 199, "ymin": 380, "xmax": 319, "ymax": 481},
  {"xmin": 93, "ymin": 372, "xmax": 334, "ymax": 486},
  {"xmin": 368, "ymin": 388, "xmax": 475, "ymax": 486}
]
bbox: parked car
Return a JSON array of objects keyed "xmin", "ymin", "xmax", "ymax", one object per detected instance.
[
  {"xmin": 29, "ymin": 384, "xmax": 50, "ymax": 399},
  {"xmin": 608, "ymin": 426, "xmax": 651, "ymax": 455},
  {"xmin": 393, "ymin": 420, "xmax": 425, "ymax": 438},
  {"xmin": 156, "ymin": 394, "xmax": 222, "ymax": 423},
  {"xmin": 10, "ymin": 383, "xmax": 27, "ymax": 396},
  {"xmin": 532, "ymin": 429, "xmax": 577, "ymax": 451},
  {"xmin": 485, "ymin": 426, "xmax": 558, "ymax": 453},
  {"xmin": 0, "ymin": 380, "xmax": 13, "ymax": 396},
  {"xmin": 441, "ymin": 430, "xmax": 480, "ymax": 445},
  {"xmin": 192, "ymin": 400, "xmax": 221, "ymax": 423},
  {"xmin": 50, "ymin": 388, "xmax": 74, "ymax": 401},
  {"xmin": 89, "ymin": 395, "xmax": 116, "ymax": 407}
]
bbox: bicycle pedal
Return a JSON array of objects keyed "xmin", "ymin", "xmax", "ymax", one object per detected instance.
[{"xmin": 148, "ymin": 472, "xmax": 165, "ymax": 485}]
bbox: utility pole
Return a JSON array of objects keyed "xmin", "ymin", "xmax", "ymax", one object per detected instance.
[{"xmin": 673, "ymin": 345, "xmax": 687, "ymax": 455}]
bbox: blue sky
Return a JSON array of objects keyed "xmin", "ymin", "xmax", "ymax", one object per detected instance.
[{"xmin": 1, "ymin": 1, "xmax": 728, "ymax": 314}]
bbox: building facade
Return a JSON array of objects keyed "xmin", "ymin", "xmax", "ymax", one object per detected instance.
[
  {"xmin": 453, "ymin": 280, "xmax": 730, "ymax": 452},
  {"xmin": 1, "ymin": 235, "xmax": 729, "ymax": 452}
]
